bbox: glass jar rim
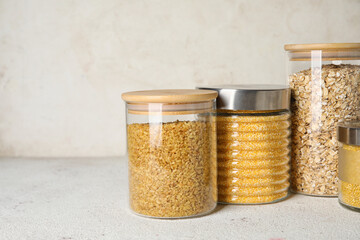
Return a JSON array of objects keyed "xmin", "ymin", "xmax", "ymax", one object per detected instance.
[{"xmin": 126, "ymin": 101, "xmax": 214, "ymax": 115}]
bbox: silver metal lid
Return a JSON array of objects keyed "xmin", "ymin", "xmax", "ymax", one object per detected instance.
[
  {"xmin": 337, "ymin": 121, "xmax": 360, "ymax": 145},
  {"xmin": 197, "ymin": 84, "xmax": 290, "ymax": 111}
]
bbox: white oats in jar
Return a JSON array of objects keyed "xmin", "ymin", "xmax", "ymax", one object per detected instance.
[{"xmin": 285, "ymin": 43, "xmax": 360, "ymax": 196}]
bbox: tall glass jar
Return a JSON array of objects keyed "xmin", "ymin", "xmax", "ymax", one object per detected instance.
[
  {"xmin": 198, "ymin": 85, "xmax": 291, "ymax": 204},
  {"xmin": 337, "ymin": 122, "xmax": 360, "ymax": 212},
  {"xmin": 122, "ymin": 89, "xmax": 218, "ymax": 218},
  {"xmin": 285, "ymin": 43, "xmax": 360, "ymax": 196}
]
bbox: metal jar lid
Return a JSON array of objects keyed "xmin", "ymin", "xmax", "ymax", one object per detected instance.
[
  {"xmin": 197, "ymin": 84, "xmax": 290, "ymax": 111},
  {"xmin": 337, "ymin": 121, "xmax": 360, "ymax": 146}
]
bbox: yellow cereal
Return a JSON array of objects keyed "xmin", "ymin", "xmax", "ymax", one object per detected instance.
[
  {"xmin": 217, "ymin": 138, "xmax": 290, "ymax": 151},
  {"xmin": 218, "ymin": 182, "xmax": 290, "ymax": 196},
  {"xmin": 217, "ymin": 129, "xmax": 290, "ymax": 141},
  {"xmin": 338, "ymin": 142, "xmax": 360, "ymax": 211},
  {"xmin": 217, "ymin": 121, "xmax": 290, "ymax": 132},
  {"xmin": 216, "ymin": 113, "xmax": 290, "ymax": 122},
  {"xmin": 218, "ymin": 173, "xmax": 290, "ymax": 187},
  {"xmin": 218, "ymin": 148, "xmax": 290, "ymax": 160},
  {"xmin": 340, "ymin": 181, "xmax": 360, "ymax": 209},
  {"xmin": 218, "ymin": 165, "xmax": 289, "ymax": 178},
  {"xmin": 219, "ymin": 191, "xmax": 288, "ymax": 204},
  {"xmin": 217, "ymin": 111, "xmax": 290, "ymax": 204},
  {"xmin": 218, "ymin": 156, "xmax": 289, "ymax": 169},
  {"xmin": 343, "ymin": 144, "xmax": 360, "ymax": 152}
]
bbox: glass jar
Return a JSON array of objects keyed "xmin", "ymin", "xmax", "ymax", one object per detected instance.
[
  {"xmin": 285, "ymin": 43, "xmax": 360, "ymax": 196},
  {"xmin": 337, "ymin": 122, "xmax": 360, "ymax": 212},
  {"xmin": 121, "ymin": 89, "xmax": 218, "ymax": 218},
  {"xmin": 198, "ymin": 85, "xmax": 291, "ymax": 204}
]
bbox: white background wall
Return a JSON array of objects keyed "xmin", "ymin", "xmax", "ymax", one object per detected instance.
[{"xmin": 0, "ymin": 0, "xmax": 359, "ymax": 157}]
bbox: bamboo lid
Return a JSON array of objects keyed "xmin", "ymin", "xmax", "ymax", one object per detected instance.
[
  {"xmin": 285, "ymin": 43, "xmax": 360, "ymax": 61},
  {"xmin": 284, "ymin": 43, "xmax": 360, "ymax": 51},
  {"xmin": 122, "ymin": 89, "xmax": 218, "ymax": 103}
]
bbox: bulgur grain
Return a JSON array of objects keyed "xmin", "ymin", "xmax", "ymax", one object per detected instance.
[{"xmin": 127, "ymin": 120, "xmax": 217, "ymax": 218}]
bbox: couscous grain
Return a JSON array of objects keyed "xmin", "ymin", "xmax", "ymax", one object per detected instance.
[{"xmin": 217, "ymin": 111, "xmax": 290, "ymax": 204}]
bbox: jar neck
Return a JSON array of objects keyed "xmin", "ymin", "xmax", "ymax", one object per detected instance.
[{"xmin": 126, "ymin": 101, "xmax": 214, "ymax": 115}]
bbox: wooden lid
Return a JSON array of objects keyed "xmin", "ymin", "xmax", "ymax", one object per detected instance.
[
  {"xmin": 285, "ymin": 43, "xmax": 360, "ymax": 61},
  {"xmin": 122, "ymin": 89, "xmax": 218, "ymax": 103},
  {"xmin": 284, "ymin": 43, "xmax": 360, "ymax": 51}
]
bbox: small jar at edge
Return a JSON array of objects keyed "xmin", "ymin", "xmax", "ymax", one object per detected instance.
[{"xmin": 337, "ymin": 122, "xmax": 360, "ymax": 212}]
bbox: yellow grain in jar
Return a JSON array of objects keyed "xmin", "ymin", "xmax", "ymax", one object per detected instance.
[
  {"xmin": 337, "ymin": 123, "xmax": 360, "ymax": 212},
  {"xmin": 122, "ymin": 89, "xmax": 218, "ymax": 218},
  {"xmin": 198, "ymin": 85, "xmax": 291, "ymax": 204}
]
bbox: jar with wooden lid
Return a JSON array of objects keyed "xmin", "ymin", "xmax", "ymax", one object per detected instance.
[
  {"xmin": 122, "ymin": 89, "xmax": 218, "ymax": 218},
  {"xmin": 337, "ymin": 122, "xmax": 360, "ymax": 212},
  {"xmin": 198, "ymin": 85, "xmax": 291, "ymax": 204},
  {"xmin": 285, "ymin": 43, "xmax": 360, "ymax": 196}
]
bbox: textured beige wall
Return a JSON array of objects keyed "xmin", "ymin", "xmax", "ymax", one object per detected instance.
[{"xmin": 0, "ymin": 0, "xmax": 359, "ymax": 157}]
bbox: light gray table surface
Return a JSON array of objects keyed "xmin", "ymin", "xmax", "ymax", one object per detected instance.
[{"xmin": 1, "ymin": 157, "xmax": 359, "ymax": 240}]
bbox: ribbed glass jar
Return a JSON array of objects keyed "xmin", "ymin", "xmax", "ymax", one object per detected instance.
[
  {"xmin": 122, "ymin": 89, "xmax": 218, "ymax": 218},
  {"xmin": 217, "ymin": 110, "xmax": 290, "ymax": 204},
  {"xmin": 198, "ymin": 85, "xmax": 291, "ymax": 204}
]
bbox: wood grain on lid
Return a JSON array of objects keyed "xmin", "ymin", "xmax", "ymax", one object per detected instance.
[
  {"xmin": 284, "ymin": 43, "xmax": 360, "ymax": 51},
  {"xmin": 122, "ymin": 89, "xmax": 218, "ymax": 103}
]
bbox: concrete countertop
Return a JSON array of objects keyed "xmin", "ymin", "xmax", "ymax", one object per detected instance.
[{"xmin": 1, "ymin": 157, "xmax": 359, "ymax": 240}]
